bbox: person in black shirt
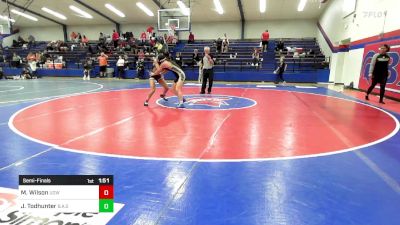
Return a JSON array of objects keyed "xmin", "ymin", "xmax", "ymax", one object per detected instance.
[
  {"xmin": 216, "ymin": 38, "xmax": 223, "ymax": 54},
  {"xmin": 274, "ymin": 56, "xmax": 287, "ymax": 84},
  {"xmin": 83, "ymin": 57, "xmax": 93, "ymax": 81},
  {"xmin": 175, "ymin": 52, "xmax": 183, "ymax": 68},
  {"xmin": 275, "ymin": 39, "xmax": 285, "ymax": 52},
  {"xmin": 366, "ymin": 44, "xmax": 391, "ymax": 104}
]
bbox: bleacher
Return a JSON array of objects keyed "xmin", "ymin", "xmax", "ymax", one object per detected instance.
[
  {"xmin": 1, "ymin": 37, "xmax": 328, "ymax": 81},
  {"xmin": 271, "ymin": 38, "xmax": 328, "ymax": 72},
  {"xmin": 179, "ymin": 40, "xmax": 261, "ymax": 71}
]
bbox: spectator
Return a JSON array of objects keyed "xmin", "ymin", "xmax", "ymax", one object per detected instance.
[
  {"xmin": 275, "ymin": 39, "xmax": 284, "ymax": 52},
  {"xmin": 222, "ymin": 40, "xmax": 229, "ymax": 53},
  {"xmin": 38, "ymin": 51, "xmax": 47, "ymax": 68},
  {"xmin": 154, "ymin": 40, "xmax": 163, "ymax": 54},
  {"xmin": 46, "ymin": 41, "xmax": 54, "ymax": 51},
  {"xmin": 149, "ymin": 37, "xmax": 156, "ymax": 49},
  {"xmin": 124, "ymin": 43, "xmax": 132, "ymax": 52},
  {"xmin": 222, "ymin": 33, "xmax": 229, "ymax": 52},
  {"xmin": 274, "ymin": 56, "xmax": 287, "ymax": 84},
  {"xmin": 97, "ymin": 52, "xmax": 108, "ymax": 78},
  {"xmin": 27, "ymin": 52, "xmax": 36, "ymax": 62},
  {"xmin": 99, "ymin": 32, "xmax": 105, "ymax": 43},
  {"xmin": 200, "ymin": 46, "xmax": 214, "ymax": 94},
  {"xmin": 138, "ymin": 49, "xmax": 145, "ymax": 61},
  {"xmin": 82, "ymin": 35, "xmax": 89, "ymax": 47},
  {"xmin": 192, "ymin": 49, "xmax": 202, "ymax": 83},
  {"xmin": 146, "ymin": 26, "xmax": 154, "ymax": 38},
  {"xmin": 251, "ymin": 48, "xmax": 260, "ymax": 67},
  {"xmin": 70, "ymin": 32, "xmax": 78, "ymax": 42},
  {"xmin": 83, "ymin": 56, "xmax": 93, "ymax": 80},
  {"xmin": 105, "ymin": 35, "xmax": 112, "ymax": 45},
  {"xmin": 307, "ymin": 48, "xmax": 315, "ymax": 57},
  {"xmin": 58, "ymin": 41, "xmax": 68, "ymax": 52},
  {"xmin": 261, "ymin": 29, "xmax": 270, "ymax": 52},
  {"xmin": 161, "ymin": 40, "xmax": 169, "ymax": 54},
  {"xmin": 216, "ymin": 38, "xmax": 223, "ymax": 53},
  {"xmin": 192, "ymin": 49, "xmax": 201, "ymax": 66},
  {"xmin": 188, "ymin": 32, "xmax": 195, "ymax": 44},
  {"xmin": 20, "ymin": 66, "xmax": 32, "ymax": 79},
  {"xmin": 140, "ymin": 31, "xmax": 147, "ymax": 44},
  {"xmin": 0, "ymin": 35, "xmax": 3, "ymax": 49},
  {"xmin": 28, "ymin": 35, "xmax": 35, "ymax": 48},
  {"xmin": 11, "ymin": 52, "xmax": 21, "ymax": 68},
  {"xmin": 123, "ymin": 53, "xmax": 130, "ymax": 69},
  {"xmin": 112, "ymin": 30, "xmax": 119, "ymax": 48},
  {"xmin": 88, "ymin": 44, "xmax": 94, "ymax": 55},
  {"xmin": 136, "ymin": 59, "xmax": 145, "ymax": 79},
  {"xmin": 26, "ymin": 52, "xmax": 38, "ymax": 78},
  {"xmin": 77, "ymin": 33, "xmax": 82, "ymax": 42},
  {"xmin": 175, "ymin": 52, "xmax": 183, "ymax": 67},
  {"xmin": 17, "ymin": 36, "xmax": 26, "ymax": 45},
  {"xmin": 116, "ymin": 55, "xmax": 126, "ymax": 79}
]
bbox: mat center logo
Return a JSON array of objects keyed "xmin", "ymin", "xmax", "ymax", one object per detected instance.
[{"xmin": 157, "ymin": 94, "xmax": 257, "ymax": 110}]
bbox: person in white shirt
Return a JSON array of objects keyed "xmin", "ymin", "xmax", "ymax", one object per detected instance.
[
  {"xmin": 200, "ymin": 46, "xmax": 214, "ymax": 94},
  {"xmin": 116, "ymin": 55, "xmax": 126, "ymax": 79}
]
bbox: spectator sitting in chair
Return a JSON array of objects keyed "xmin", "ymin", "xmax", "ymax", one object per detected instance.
[
  {"xmin": 251, "ymin": 48, "xmax": 260, "ymax": 67},
  {"xmin": 275, "ymin": 39, "xmax": 285, "ymax": 52},
  {"xmin": 307, "ymin": 48, "xmax": 315, "ymax": 57},
  {"xmin": 11, "ymin": 52, "xmax": 21, "ymax": 68},
  {"xmin": 192, "ymin": 49, "xmax": 201, "ymax": 66},
  {"xmin": 58, "ymin": 41, "xmax": 68, "ymax": 52},
  {"xmin": 26, "ymin": 53, "xmax": 38, "ymax": 78},
  {"xmin": 17, "ymin": 36, "xmax": 27, "ymax": 46},
  {"xmin": 38, "ymin": 52, "xmax": 47, "ymax": 68},
  {"xmin": 138, "ymin": 49, "xmax": 145, "ymax": 61},
  {"xmin": 27, "ymin": 51, "xmax": 36, "ymax": 62},
  {"xmin": 124, "ymin": 43, "xmax": 132, "ymax": 52},
  {"xmin": 175, "ymin": 52, "xmax": 183, "ymax": 68}
]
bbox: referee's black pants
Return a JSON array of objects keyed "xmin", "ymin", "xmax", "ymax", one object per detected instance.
[
  {"xmin": 367, "ymin": 77, "xmax": 387, "ymax": 102},
  {"xmin": 201, "ymin": 68, "xmax": 214, "ymax": 94}
]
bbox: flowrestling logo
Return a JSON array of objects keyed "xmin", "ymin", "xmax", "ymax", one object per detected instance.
[
  {"xmin": 0, "ymin": 187, "xmax": 124, "ymax": 225},
  {"xmin": 157, "ymin": 95, "xmax": 257, "ymax": 110}
]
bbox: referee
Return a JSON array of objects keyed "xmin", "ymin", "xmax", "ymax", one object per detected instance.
[
  {"xmin": 200, "ymin": 46, "xmax": 214, "ymax": 94},
  {"xmin": 365, "ymin": 44, "xmax": 391, "ymax": 104}
]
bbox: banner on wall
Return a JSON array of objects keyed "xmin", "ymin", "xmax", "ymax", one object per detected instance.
[{"xmin": 359, "ymin": 39, "xmax": 400, "ymax": 99}]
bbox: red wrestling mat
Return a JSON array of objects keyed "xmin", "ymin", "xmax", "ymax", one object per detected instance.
[{"xmin": 10, "ymin": 88, "xmax": 398, "ymax": 161}]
